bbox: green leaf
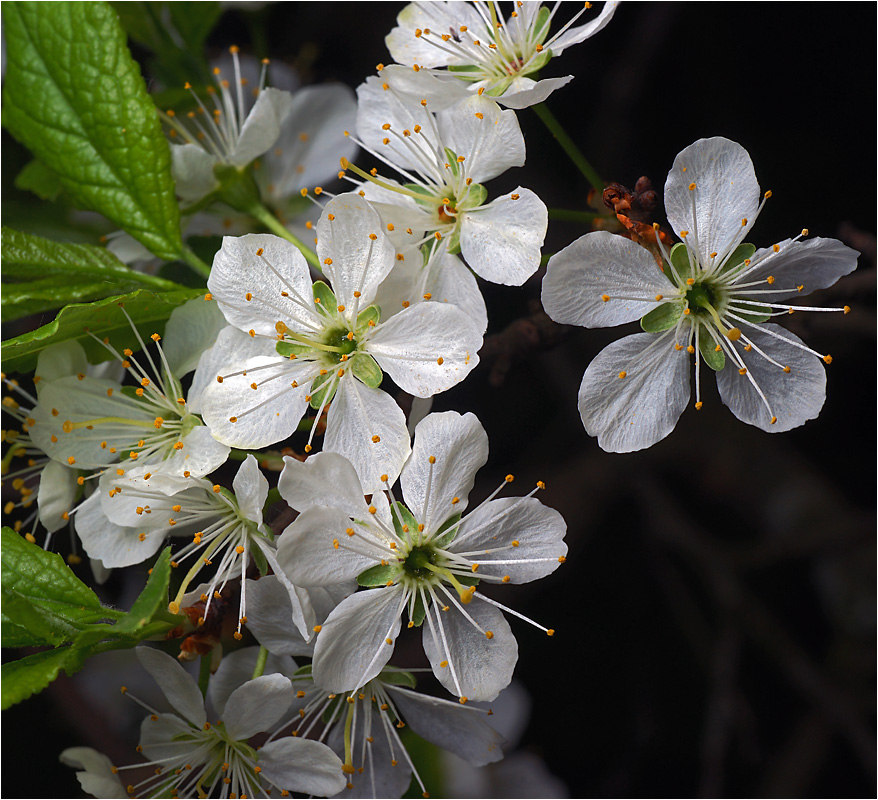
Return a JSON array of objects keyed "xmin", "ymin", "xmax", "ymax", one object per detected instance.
[
  {"xmin": 640, "ymin": 302, "xmax": 683, "ymax": 333},
  {"xmin": 0, "ymin": 528, "xmax": 122, "ymax": 649},
  {"xmin": 699, "ymin": 332, "xmax": 726, "ymax": 371},
  {"xmin": 351, "ymin": 353, "xmax": 383, "ymax": 389},
  {"xmin": 1, "ymin": 227, "xmax": 183, "ymax": 322},
  {"xmin": 1, "ymin": 287, "xmax": 205, "ymax": 374},
  {"xmin": 2, "ymin": 2, "xmax": 183, "ymax": 259},
  {"xmin": 14, "ymin": 159, "xmax": 64, "ymax": 202},
  {"xmin": 1, "ymin": 646, "xmax": 85, "ymax": 710},
  {"xmin": 357, "ymin": 564, "xmax": 400, "ymax": 587}
]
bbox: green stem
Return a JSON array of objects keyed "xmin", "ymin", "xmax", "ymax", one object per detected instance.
[
  {"xmin": 251, "ymin": 646, "xmax": 269, "ymax": 680},
  {"xmin": 180, "ymin": 246, "xmax": 211, "ymax": 280},
  {"xmin": 532, "ymin": 103, "xmax": 604, "ymax": 192},
  {"xmin": 198, "ymin": 653, "xmax": 212, "ymax": 699},
  {"xmin": 548, "ymin": 208, "xmax": 605, "ymax": 224},
  {"xmin": 249, "ymin": 203, "xmax": 321, "ymax": 271}
]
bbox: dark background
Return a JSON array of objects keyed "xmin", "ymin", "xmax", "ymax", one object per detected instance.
[{"xmin": 3, "ymin": 2, "xmax": 875, "ymax": 797}]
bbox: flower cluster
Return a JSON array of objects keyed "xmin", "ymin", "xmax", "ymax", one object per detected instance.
[{"xmin": 1, "ymin": 3, "xmax": 861, "ymax": 799}]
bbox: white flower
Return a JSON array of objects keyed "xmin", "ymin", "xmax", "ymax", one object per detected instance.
[
  {"xmin": 77, "ymin": 646, "xmax": 348, "ymax": 799},
  {"xmin": 346, "ymin": 81, "xmax": 547, "ymax": 286},
  {"xmin": 60, "ymin": 748, "xmax": 126, "ymax": 799},
  {"xmin": 542, "ymin": 136, "xmax": 859, "ymax": 453},
  {"xmin": 161, "ymin": 46, "xmax": 294, "ymax": 203},
  {"xmin": 275, "ymin": 411, "xmax": 567, "ymax": 702},
  {"xmin": 384, "ymin": 1, "xmax": 618, "ymax": 109},
  {"xmin": 93, "ymin": 455, "xmax": 315, "ymax": 640},
  {"xmin": 192, "ymin": 193, "xmax": 482, "ymax": 492},
  {"xmin": 29, "ymin": 302, "xmax": 229, "ymax": 483}
]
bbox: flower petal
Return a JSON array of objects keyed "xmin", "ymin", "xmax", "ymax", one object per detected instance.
[
  {"xmin": 258, "ymin": 737, "xmax": 347, "ymax": 798},
  {"xmin": 453, "ymin": 497, "xmax": 567, "ymax": 584},
  {"xmin": 222, "ymin": 673, "xmax": 293, "ymax": 740},
  {"xmin": 402, "ymin": 411, "xmax": 488, "ymax": 532},
  {"xmin": 38, "ymin": 459, "xmax": 79, "ymax": 534},
  {"xmin": 60, "ymin": 747, "xmax": 126, "ymax": 799},
  {"xmin": 312, "ymin": 587, "xmax": 405, "ymax": 693},
  {"xmin": 385, "ymin": 3, "xmax": 486, "ymax": 68},
  {"xmin": 35, "ymin": 340, "xmax": 88, "ymax": 387},
  {"xmin": 229, "ymin": 87, "xmax": 294, "ymax": 167},
  {"xmin": 76, "ymin": 491, "xmax": 166, "ymax": 569},
  {"xmin": 162, "ymin": 297, "xmax": 227, "ymax": 378},
  {"xmin": 542, "ymin": 230, "xmax": 671, "ymax": 327},
  {"xmin": 665, "ymin": 137, "xmax": 760, "ymax": 264},
  {"xmin": 549, "ymin": 0, "xmax": 619, "ymax": 54},
  {"xmin": 138, "ymin": 712, "xmax": 194, "ymax": 762},
  {"xmin": 136, "ymin": 646, "xmax": 206, "ymax": 728},
  {"xmin": 232, "ymin": 454, "xmax": 268, "ymax": 523},
  {"xmin": 386, "ymin": 684, "xmax": 505, "ymax": 765},
  {"xmin": 577, "ymin": 332, "xmax": 690, "ymax": 453},
  {"xmin": 367, "ymin": 303, "xmax": 482, "ymax": 397},
  {"xmin": 324, "ymin": 378, "xmax": 411, "ymax": 494},
  {"xmin": 493, "ymin": 75, "xmax": 574, "ymax": 109},
  {"xmin": 169, "ymin": 142, "xmax": 219, "ymax": 202},
  {"xmin": 422, "ymin": 597, "xmax": 517, "ymax": 702},
  {"xmin": 278, "ymin": 451, "xmax": 367, "ymax": 516},
  {"xmin": 460, "ymin": 188, "xmax": 547, "ymax": 285},
  {"xmin": 209, "ymin": 645, "xmax": 298, "ymax": 718},
  {"xmin": 716, "ymin": 324, "xmax": 826, "ymax": 432}
]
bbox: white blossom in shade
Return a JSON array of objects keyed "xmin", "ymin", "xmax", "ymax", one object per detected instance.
[
  {"xmin": 94, "ymin": 455, "xmax": 315, "ymax": 641},
  {"xmin": 193, "ymin": 193, "xmax": 482, "ymax": 492},
  {"xmin": 345, "ymin": 79, "xmax": 547, "ymax": 286},
  {"xmin": 160, "ymin": 46, "xmax": 294, "ymax": 203},
  {"xmin": 29, "ymin": 304, "xmax": 230, "ymax": 489},
  {"xmin": 59, "ymin": 748, "xmax": 126, "ymax": 799},
  {"xmin": 384, "ymin": 1, "xmax": 618, "ymax": 109},
  {"xmin": 541, "ymin": 136, "xmax": 859, "ymax": 453},
  {"xmin": 276, "ymin": 411, "xmax": 567, "ymax": 702},
  {"xmin": 85, "ymin": 646, "xmax": 347, "ymax": 799}
]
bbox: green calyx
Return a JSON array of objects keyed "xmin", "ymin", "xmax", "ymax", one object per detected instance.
[
  {"xmin": 403, "ymin": 545, "xmax": 436, "ymax": 578},
  {"xmin": 685, "ymin": 282, "xmax": 720, "ymax": 316}
]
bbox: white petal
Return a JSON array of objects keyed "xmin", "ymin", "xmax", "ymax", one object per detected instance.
[
  {"xmin": 277, "ymin": 505, "xmax": 384, "ymax": 587},
  {"xmin": 742, "ymin": 237, "xmax": 859, "ymax": 301},
  {"xmin": 386, "ymin": 685, "xmax": 505, "ymax": 765},
  {"xmin": 312, "ymin": 587, "xmax": 405, "ymax": 693},
  {"xmin": 209, "ymin": 645, "xmax": 298, "ymax": 717},
  {"xmin": 259, "ymin": 84, "xmax": 357, "ymax": 200},
  {"xmin": 198, "ymin": 327, "xmax": 313, "ymax": 449},
  {"xmin": 377, "ymin": 63, "xmax": 472, "ymax": 111},
  {"xmin": 402, "ymin": 411, "xmax": 487, "ymax": 531},
  {"xmin": 454, "ymin": 497, "xmax": 567, "ymax": 584},
  {"xmin": 716, "ymin": 324, "xmax": 826, "ymax": 432},
  {"xmin": 37, "ymin": 460, "xmax": 79, "ymax": 534},
  {"xmin": 367, "ymin": 303, "xmax": 482, "ymax": 397},
  {"xmin": 229, "ymin": 87, "xmax": 294, "ymax": 167},
  {"xmin": 138, "ymin": 712, "xmax": 195, "ymax": 762},
  {"xmin": 459, "ymin": 188, "xmax": 547, "ymax": 285},
  {"xmin": 577, "ymin": 332, "xmax": 690, "ymax": 453},
  {"xmin": 278, "ymin": 451, "xmax": 367, "ymax": 516},
  {"xmin": 423, "ymin": 598, "xmax": 517, "ymax": 701},
  {"xmin": 35, "ymin": 340, "xmax": 88, "ymax": 387},
  {"xmin": 549, "ymin": 0, "xmax": 619, "ymax": 54},
  {"xmin": 542, "ymin": 230, "xmax": 671, "ymax": 327},
  {"xmin": 385, "ymin": 3, "xmax": 486, "ymax": 67},
  {"xmin": 317, "ymin": 193, "xmax": 397, "ymax": 310},
  {"xmin": 158, "ymin": 423, "xmax": 230, "ymax": 479},
  {"xmin": 76, "ymin": 492, "xmax": 167, "ymax": 569},
  {"xmin": 222, "ymin": 674, "xmax": 293, "ymax": 740},
  {"xmin": 493, "ymin": 75, "xmax": 574, "ymax": 109},
  {"xmin": 665, "ymin": 137, "xmax": 760, "ymax": 263},
  {"xmin": 136, "ymin": 646, "xmax": 206, "ymax": 727},
  {"xmin": 258, "ymin": 737, "xmax": 348, "ymax": 797},
  {"xmin": 324, "ymin": 378, "xmax": 411, "ymax": 494},
  {"xmin": 162, "ymin": 297, "xmax": 227, "ymax": 378},
  {"xmin": 242, "ymin": 576, "xmax": 324, "ymax": 657},
  {"xmin": 207, "ymin": 234, "xmax": 318, "ymax": 337},
  {"xmin": 232, "ymin": 454, "xmax": 268, "ymax": 523},
  {"xmin": 437, "ymin": 95, "xmax": 525, "ymax": 184},
  {"xmin": 170, "ymin": 143, "xmax": 219, "ymax": 202},
  {"xmin": 60, "ymin": 747, "xmax": 126, "ymax": 799}
]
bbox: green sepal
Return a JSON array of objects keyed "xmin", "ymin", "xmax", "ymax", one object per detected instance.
[
  {"xmin": 527, "ymin": 48, "xmax": 553, "ymax": 73},
  {"xmin": 445, "ymin": 229, "xmax": 462, "ymax": 255},
  {"xmin": 732, "ymin": 301, "xmax": 771, "ymax": 324},
  {"xmin": 532, "ymin": 5, "xmax": 552, "ymax": 44},
  {"xmin": 356, "ymin": 304, "xmax": 381, "ymax": 331},
  {"xmin": 461, "ymin": 182, "xmax": 488, "ymax": 210},
  {"xmin": 312, "ymin": 281, "xmax": 338, "ymax": 310},
  {"xmin": 443, "ymin": 148, "xmax": 461, "ymax": 180},
  {"xmin": 409, "ymin": 592, "xmax": 428, "ymax": 627},
  {"xmin": 251, "ymin": 541, "xmax": 269, "ymax": 576},
  {"xmin": 431, "ymin": 514, "xmax": 462, "ymax": 549},
  {"xmin": 352, "ymin": 353, "xmax": 383, "ymax": 389},
  {"xmin": 717, "ymin": 243, "xmax": 757, "ymax": 276},
  {"xmin": 640, "ymin": 302, "xmax": 684, "ymax": 333},
  {"xmin": 391, "ymin": 502, "xmax": 420, "ymax": 541},
  {"xmin": 309, "ymin": 371, "xmax": 339, "ymax": 410},
  {"xmin": 447, "ymin": 64, "xmax": 481, "ymax": 82},
  {"xmin": 378, "ymin": 667, "xmax": 417, "ymax": 689},
  {"xmin": 404, "ymin": 183, "xmax": 439, "ymax": 209},
  {"xmin": 698, "ymin": 333, "xmax": 726, "ymax": 371},
  {"xmin": 669, "ymin": 242, "xmax": 692, "ymax": 279},
  {"xmin": 276, "ymin": 340, "xmax": 314, "ymax": 359},
  {"xmin": 293, "ymin": 664, "xmax": 313, "ymax": 677},
  {"xmin": 357, "ymin": 564, "xmax": 401, "ymax": 587}
]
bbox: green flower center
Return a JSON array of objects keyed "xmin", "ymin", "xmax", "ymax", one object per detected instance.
[{"xmin": 403, "ymin": 544, "xmax": 437, "ymax": 578}]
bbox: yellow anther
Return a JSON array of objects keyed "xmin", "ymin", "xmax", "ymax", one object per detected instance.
[
  {"xmin": 601, "ymin": 294, "xmax": 610, "ymax": 302},
  {"xmin": 783, "ymin": 366, "xmax": 791, "ymax": 373},
  {"xmin": 738, "ymin": 368, "xmax": 747, "ymax": 375},
  {"xmin": 687, "ymin": 345, "xmax": 695, "ymax": 354},
  {"xmin": 547, "ymin": 629, "xmax": 555, "ymax": 637},
  {"xmin": 485, "ymin": 631, "xmax": 494, "ymax": 639},
  {"xmin": 726, "ymin": 327, "xmax": 742, "ymax": 341},
  {"xmin": 823, "ymin": 354, "xmax": 833, "ymax": 364},
  {"xmin": 688, "ymin": 182, "xmax": 696, "ymax": 191},
  {"xmin": 655, "ymin": 294, "xmax": 664, "ymax": 301},
  {"xmin": 371, "ymin": 435, "xmax": 381, "ymax": 443},
  {"xmin": 618, "ymin": 371, "xmax": 627, "ymax": 380},
  {"xmin": 695, "ymin": 401, "xmax": 703, "ymax": 410},
  {"xmin": 767, "ymin": 275, "xmax": 775, "ymax": 284},
  {"xmin": 313, "ymin": 625, "xmax": 322, "ymax": 633}
]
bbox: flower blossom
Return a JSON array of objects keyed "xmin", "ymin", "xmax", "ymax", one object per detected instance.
[
  {"xmin": 384, "ymin": 1, "xmax": 618, "ymax": 109},
  {"xmin": 275, "ymin": 411, "xmax": 567, "ymax": 702},
  {"xmin": 541, "ymin": 136, "xmax": 859, "ymax": 452},
  {"xmin": 192, "ymin": 193, "xmax": 482, "ymax": 492},
  {"xmin": 60, "ymin": 646, "xmax": 347, "ymax": 799},
  {"xmin": 345, "ymin": 80, "xmax": 547, "ymax": 286}
]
